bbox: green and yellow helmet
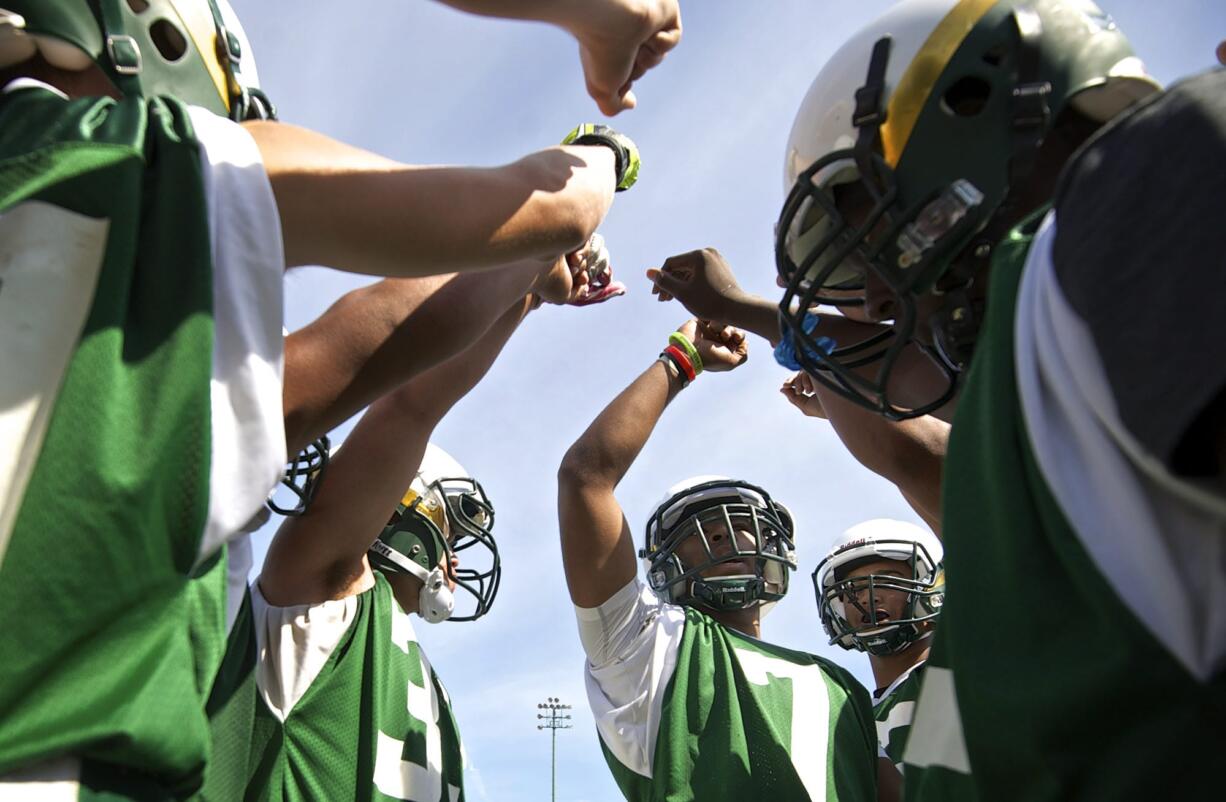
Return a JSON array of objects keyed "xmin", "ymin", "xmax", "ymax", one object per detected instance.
[
  {"xmin": 368, "ymin": 444, "xmax": 500, "ymax": 624},
  {"xmin": 775, "ymin": 0, "xmax": 1158, "ymax": 418},
  {"xmin": 0, "ymin": 0, "xmax": 273, "ymax": 119}
]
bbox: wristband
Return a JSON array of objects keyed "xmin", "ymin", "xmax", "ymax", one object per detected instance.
[
  {"xmin": 662, "ymin": 344, "xmax": 696, "ymax": 384},
  {"xmin": 667, "ymin": 331, "xmax": 704, "ymax": 375},
  {"xmin": 774, "ymin": 311, "xmax": 837, "ymax": 370},
  {"xmin": 658, "ymin": 350, "xmax": 687, "ymax": 386},
  {"xmin": 561, "ymin": 123, "xmax": 641, "ymax": 192},
  {"xmin": 657, "ymin": 354, "xmax": 681, "ymax": 384}
]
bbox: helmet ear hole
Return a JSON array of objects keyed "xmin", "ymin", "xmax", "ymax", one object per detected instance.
[
  {"xmin": 126, "ymin": 0, "xmax": 150, "ymax": 13},
  {"xmin": 941, "ymin": 76, "xmax": 992, "ymax": 118},
  {"xmin": 149, "ymin": 19, "xmax": 187, "ymax": 63}
]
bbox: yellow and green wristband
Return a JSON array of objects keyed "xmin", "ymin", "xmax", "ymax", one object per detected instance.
[
  {"xmin": 561, "ymin": 123, "xmax": 641, "ymax": 192},
  {"xmin": 668, "ymin": 331, "xmax": 703, "ymax": 375}
]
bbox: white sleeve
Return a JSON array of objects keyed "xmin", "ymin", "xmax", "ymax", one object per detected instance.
[
  {"xmin": 250, "ymin": 573, "xmax": 375, "ymax": 721},
  {"xmin": 574, "ymin": 578, "xmax": 685, "ymax": 779},
  {"xmin": 187, "ymin": 107, "xmax": 287, "ymax": 567}
]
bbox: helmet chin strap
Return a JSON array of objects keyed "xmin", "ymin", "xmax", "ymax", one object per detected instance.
[
  {"xmin": 690, "ymin": 575, "xmax": 766, "ymax": 612},
  {"xmin": 368, "ymin": 540, "xmax": 454, "ymax": 624}
]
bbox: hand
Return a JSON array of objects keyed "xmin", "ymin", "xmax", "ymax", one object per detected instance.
[
  {"xmin": 780, "ymin": 371, "xmax": 828, "ymax": 419},
  {"xmin": 647, "ymin": 248, "xmax": 750, "ymax": 325},
  {"xmin": 678, "ymin": 318, "xmax": 747, "ymax": 373},
  {"xmin": 564, "ymin": 0, "xmax": 682, "ymax": 115},
  {"xmin": 563, "ymin": 233, "xmax": 627, "ymax": 306}
]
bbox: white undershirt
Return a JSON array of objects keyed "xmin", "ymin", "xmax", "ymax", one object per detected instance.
[
  {"xmin": 250, "ymin": 573, "xmax": 378, "ymax": 720},
  {"xmin": 574, "ymin": 578, "xmax": 685, "ymax": 779}
]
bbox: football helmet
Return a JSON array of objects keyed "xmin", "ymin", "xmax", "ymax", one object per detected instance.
[
  {"xmin": 0, "ymin": 0, "xmax": 273, "ymax": 120},
  {"xmin": 368, "ymin": 444, "xmax": 499, "ymax": 624},
  {"xmin": 775, "ymin": 0, "xmax": 1158, "ymax": 418},
  {"xmin": 640, "ymin": 476, "xmax": 796, "ymax": 613},
  {"xmin": 813, "ymin": 519, "xmax": 944, "ymax": 656}
]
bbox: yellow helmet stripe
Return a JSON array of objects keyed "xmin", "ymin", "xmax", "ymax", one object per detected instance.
[
  {"xmin": 168, "ymin": 1, "xmax": 231, "ymax": 112},
  {"xmin": 881, "ymin": 0, "xmax": 999, "ymax": 167}
]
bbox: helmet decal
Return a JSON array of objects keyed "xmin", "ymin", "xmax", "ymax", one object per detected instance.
[{"xmin": 881, "ymin": 0, "xmax": 999, "ymax": 166}]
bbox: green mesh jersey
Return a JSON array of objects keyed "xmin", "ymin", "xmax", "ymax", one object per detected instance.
[
  {"xmin": 584, "ymin": 581, "xmax": 877, "ymax": 802},
  {"xmin": 0, "ymin": 79, "xmax": 283, "ymax": 798},
  {"xmin": 905, "ymin": 185, "xmax": 1226, "ymax": 797},
  {"xmin": 241, "ymin": 571, "xmax": 466, "ymax": 802},
  {"xmin": 872, "ymin": 661, "xmax": 924, "ymax": 774}
]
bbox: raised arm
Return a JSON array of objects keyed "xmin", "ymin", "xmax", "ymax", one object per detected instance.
[
  {"xmin": 245, "ymin": 121, "xmax": 617, "ymax": 276},
  {"xmin": 434, "ymin": 0, "xmax": 682, "ymax": 115},
  {"xmin": 261, "ymin": 295, "xmax": 535, "ymax": 606},
  {"xmin": 781, "ymin": 370, "xmax": 948, "ymax": 534},
  {"xmin": 282, "ymin": 258, "xmax": 554, "ymax": 455},
  {"xmin": 557, "ymin": 320, "xmax": 747, "ymax": 607}
]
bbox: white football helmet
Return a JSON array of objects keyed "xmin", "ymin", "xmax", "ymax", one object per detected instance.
[
  {"xmin": 813, "ymin": 519, "xmax": 944, "ymax": 656},
  {"xmin": 640, "ymin": 476, "xmax": 796, "ymax": 614}
]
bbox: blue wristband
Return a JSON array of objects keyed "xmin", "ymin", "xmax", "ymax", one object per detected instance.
[{"xmin": 774, "ymin": 312, "xmax": 836, "ymax": 370}]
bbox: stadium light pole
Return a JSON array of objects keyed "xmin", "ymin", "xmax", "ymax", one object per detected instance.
[{"xmin": 536, "ymin": 696, "xmax": 572, "ymax": 802}]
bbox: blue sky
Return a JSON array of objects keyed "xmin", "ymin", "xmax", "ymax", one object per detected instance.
[{"xmin": 235, "ymin": 2, "xmax": 1225, "ymax": 800}]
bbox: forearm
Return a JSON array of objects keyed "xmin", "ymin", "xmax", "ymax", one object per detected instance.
[
  {"xmin": 246, "ymin": 121, "xmax": 615, "ymax": 275},
  {"xmin": 816, "ymin": 382, "xmax": 948, "ymax": 522},
  {"xmin": 384, "ymin": 295, "xmax": 534, "ymax": 425},
  {"xmin": 283, "ymin": 262, "xmax": 541, "ymax": 454},
  {"xmin": 559, "ymin": 358, "xmax": 681, "ymax": 491},
  {"xmin": 558, "ymin": 357, "xmax": 681, "ymax": 607},
  {"xmin": 263, "ymin": 297, "xmax": 534, "ymax": 605},
  {"xmin": 727, "ymin": 293, "xmax": 783, "ymax": 346}
]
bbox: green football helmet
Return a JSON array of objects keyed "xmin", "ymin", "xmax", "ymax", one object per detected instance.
[
  {"xmin": 0, "ymin": 0, "xmax": 273, "ymax": 119},
  {"xmin": 775, "ymin": 0, "xmax": 1158, "ymax": 418},
  {"xmin": 640, "ymin": 476, "xmax": 796, "ymax": 614},
  {"xmin": 368, "ymin": 444, "xmax": 500, "ymax": 624}
]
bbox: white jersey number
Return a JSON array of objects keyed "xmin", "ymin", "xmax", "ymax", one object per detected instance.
[
  {"xmin": 0, "ymin": 202, "xmax": 107, "ymax": 568},
  {"xmin": 734, "ymin": 649, "xmax": 831, "ymax": 802},
  {"xmin": 375, "ymin": 613, "xmax": 461, "ymax": 802}
]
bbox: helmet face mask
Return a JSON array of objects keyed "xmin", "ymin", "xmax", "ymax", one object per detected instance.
[
  {"xmin": 267, "ymin": 436, "xmax": 331, "ymax": 517},
  {"xmin": 775, "ymin": 0, "xmax": 1159, "ymax": 420},
  {"xmin": 641, "ymin": 478, "xmax": 796, "ymax": 614},
  {"xmin": 433, "ymin": 475, "xmax": 500, "ymax": 622},
  {"xmin": 777, "ymin": 140, "xmax": 964, "ymax": 420},
  {"xmin": 814, "ymin": 524, "xmax": 944, "ymax": 656}
]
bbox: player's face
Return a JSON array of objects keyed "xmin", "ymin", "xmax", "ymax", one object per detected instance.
[
  {"xmin": 822, "ymin": 180, "xmax": 946, "ymax": 344},
  {"xmin": 674, "ymin": 518, "xmax": 758, "ymax": 579},
  {"xmin": 839, "ymin": 559, "xmax": 909, "ymax": 629}
]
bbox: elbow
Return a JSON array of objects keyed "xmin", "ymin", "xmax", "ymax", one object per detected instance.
[
  {"xmin": 557, "ymin": 442, "xmax": 612, "ymax": 494},
  {"xmin": 557, "ymin": 447, "xmax": 588, "ymax": 492}
]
